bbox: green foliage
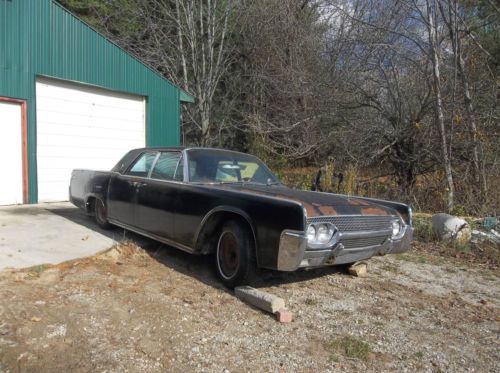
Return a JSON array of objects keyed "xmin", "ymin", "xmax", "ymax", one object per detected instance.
[
  {"xmin": 451, "ymin": 205, "xmax": 467, "ymax": 217},
  {"xmin": 276, "ymin": 167, "xmax": 316, "ymax": 190},
  {"xmin": 328, "ymin": 336, "xmax": 372, "ymax": 361},
  {"xmin": 412, "ymin": 216, "xmax": 436, "ymax": 242},
  {"xmin": 342, "ymin": 165, "xmax": 359, "ymax": 196},
  {"xmin": 56, "ymin": 0, "xmax": 143, "ymax": 39},
  {"xmin": 465, "ymin": 0, "xmax": 500, "ymax": 71}
]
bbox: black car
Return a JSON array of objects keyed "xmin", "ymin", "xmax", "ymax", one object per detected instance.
[{"xmin": 70, "ymin": 147, "xmax": 413, "ymax": 287}]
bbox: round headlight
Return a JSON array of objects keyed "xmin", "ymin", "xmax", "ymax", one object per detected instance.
[
  {"xmin": 317, "ymin": 224, "xmax": 334, "ymax": 243},
  {"xmin": 306, "ymin": 225, "xmax": 316, "ymax": 242},
  {"xmin": 391, "ymin": 220, "xmax": 401, "ymax": 237}
]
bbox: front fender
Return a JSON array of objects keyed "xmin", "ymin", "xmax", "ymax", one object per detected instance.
[
  {"xmin": 194, "ymin": 200, "xmax": 305, "ymax": 270},
  {"xmin": 355, "ymin": 196, "xmax": 412, "ymax": 225},
  {"xmin": 194, "ymin": 205, "xmax": 258, "ymax": 251}
]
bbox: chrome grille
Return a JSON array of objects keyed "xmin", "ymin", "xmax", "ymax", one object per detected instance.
[
  {"xmin": 306, "ymin": 215, "xmax": 395, "ymax": 232},
  {"xmin": 341, "ymin": 235, "xmax": 387, "ymax": 249}
]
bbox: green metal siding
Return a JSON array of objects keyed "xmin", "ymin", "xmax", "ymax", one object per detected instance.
[{"xmin": 0, "ymin": 0, "xmax": 181, "ymax": 203}]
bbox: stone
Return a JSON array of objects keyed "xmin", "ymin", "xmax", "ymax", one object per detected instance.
[
  {"xmin": 234, "ymin": 286, "xmax": 285, "ymax": 314},
  {"xmin": 471, "ymin": 229, "xmax": 500, "ymax": 245},
  {"xmin": 275, "ymin": 308, "xmax": 293, "ymax": 323},
  {"xmin": 348, "ymin": 262, "xmax": 367, "ymax": 277},
  {"xmin": 431, "ymin": 213, "xmax": 471, "ymax": 244}
]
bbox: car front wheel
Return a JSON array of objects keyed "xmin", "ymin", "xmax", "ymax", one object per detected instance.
[{"xmin": 215, "ymin": 220, "xmax": 256, "ymax": 288}]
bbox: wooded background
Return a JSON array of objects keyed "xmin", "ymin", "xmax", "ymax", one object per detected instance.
[{"xmin": 58, "ymin": 0, "xmax": 499, "ymax": 215}]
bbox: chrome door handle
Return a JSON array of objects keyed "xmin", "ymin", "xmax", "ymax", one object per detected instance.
[{"xmin": 128, "ymin": 181, "xmax": 147, "ymax": 188}]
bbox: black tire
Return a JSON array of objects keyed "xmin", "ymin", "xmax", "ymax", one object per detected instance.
[
  {"xmin": 94, "ymin": 198, "xmax": 113, "ymax": 230},
  {"xmin": 215, "ymin": 220, "xmax": 256, "ymax": 288}
]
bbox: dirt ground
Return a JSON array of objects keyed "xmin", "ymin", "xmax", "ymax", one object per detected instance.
[{"xmin": 0, "ymin": 241, "xmax": 498, "ymax": 373}]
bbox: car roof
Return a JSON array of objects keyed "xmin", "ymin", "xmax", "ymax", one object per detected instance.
[
  {"xmin": 131, "ymin": 146, "xmax": 186, "ymax": 152},
  {"xmin": 130, "ymin": 146, "xmax": 250, "ymax": 156}
]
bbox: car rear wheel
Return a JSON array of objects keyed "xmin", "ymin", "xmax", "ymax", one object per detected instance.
[
  {"xmin": 94, "ymin": 198, "xmax": 113, "ymax": 230},
  {"xmin": 215, "ymin": 220, "xmax": 256, "ymax": 288}
]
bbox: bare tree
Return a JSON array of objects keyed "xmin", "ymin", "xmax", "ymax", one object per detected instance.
[
  {"xmin": 61, "ymin": 0, "xmax": 498, "ymax": 213},
  {"xmin": 234, "ymin": 0, "xmax": 333, "ymax": 161},
  {"xmin": 424, "ymin": 0, "xmax": 455, "ymax": 211},
  {"xmin": 439, "ymin": 0, "xmax": 492, "ymax": 201},
  {"xmin": 138, "ymin": 0, "xmax": 234, "ymax": 145}
]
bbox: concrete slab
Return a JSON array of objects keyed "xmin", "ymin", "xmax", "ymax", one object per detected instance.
[{"xmin": 0, "ymin": 202, "xmax": 132, "ymax": 270}]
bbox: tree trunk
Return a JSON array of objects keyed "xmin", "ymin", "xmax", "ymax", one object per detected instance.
[
  {"xmin": 427, "ymin": 0, "xmax": 455, "ymax": 211},
  {"xmin": 439, "ymin": 0, "xmax": 486, "ymax": 199},
  {"xmin": 200, "ymin": 107, "xmax": 210, "ymax": 146},
  {"xmin": 457, "ymin": 51, "xmax": 486, "ymax": 197}
]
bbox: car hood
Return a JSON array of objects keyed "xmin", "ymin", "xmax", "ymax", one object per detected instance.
[{"xmin": 213, "ymin": 183, "xmax": 397, "ymax": 218}]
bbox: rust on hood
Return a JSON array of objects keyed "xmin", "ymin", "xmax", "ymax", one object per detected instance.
[
  {"xmin": 317, "ymin": 204, "xmax": 338, "ymax": 216},
  {"xmin": 361, "ymin": 207, "xmax": 390, "ymax": 216},
  {"xmin": 213, "ymin": 184, "xmax": 396, "ymax": 218},
  {"xmin": 348, "ymin": 198, "xmax": 371, "ymax": 206}
]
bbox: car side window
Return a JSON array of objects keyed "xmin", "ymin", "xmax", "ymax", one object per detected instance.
[
  {"xmin": 151, "ymin": 152, "xmax": 182, "ymax": 181},
  {"xmin": 125, "ymin": 152, "xmax": 157, "ymax": 177}
]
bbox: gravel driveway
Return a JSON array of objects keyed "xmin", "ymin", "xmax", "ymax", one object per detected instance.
[{"xmin": 0, "ymin": 242, "xmax": 498, "ymax": 372}]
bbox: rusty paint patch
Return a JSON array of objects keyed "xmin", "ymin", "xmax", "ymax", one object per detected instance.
[
  {"xmin": 318, "ymin": 205, "xmax": 338, "ymax": 216},
  {"xmin": 348, "ymin": 198, "xmax": 370, "ymax": 206},
  {"xmin": 361, "ymin": 207, "xmax": 389, "ymax": 215},
  {"xmin": 301, "ymin": 202, "xmax": 320, "ymax": 216}
]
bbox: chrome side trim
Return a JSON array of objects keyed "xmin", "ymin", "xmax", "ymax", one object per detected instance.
[
  {"xmin": 108, "ymin": 218, "xmax": 195, "ymax": 254},
  {"xmin": 277, "ymin": 230, "xmax": 307, "ymax": 271}
]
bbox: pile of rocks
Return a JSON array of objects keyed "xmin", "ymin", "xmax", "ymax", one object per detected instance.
[{"xmin": 431, "ymin": 213, "xmax": 499, "ymax": 246}]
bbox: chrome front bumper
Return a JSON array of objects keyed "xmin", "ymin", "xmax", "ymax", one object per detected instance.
[{"xmin": 276, "ymin": 226, "xmax": 413, "ymax": 271}]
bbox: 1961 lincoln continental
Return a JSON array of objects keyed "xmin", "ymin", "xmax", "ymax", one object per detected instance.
[{"xmin": 70, "ymin": 147, "xmax": 413, "ymax": 287}]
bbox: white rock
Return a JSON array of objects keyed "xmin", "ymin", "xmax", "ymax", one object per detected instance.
[{"xmin": 432, "ymin": 213, "xmax": 471, "ymax": 243}]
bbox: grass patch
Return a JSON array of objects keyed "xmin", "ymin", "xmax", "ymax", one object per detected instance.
[
  {"xmin": 381, "ymin": 263, "xmax": 401, "ymax": 274},
  {"xmin": 414, "ymin": 351, "xmax": 424, "ymax": 359},
  {"xmin": 304, "ymin": 298, "xmax": 319, "ymax": 306},
  {"xmin": 412, "ymin": 216, "xmax": 436, "ymax": 242},
  {"xmin": 395, "ymin": 253, "xmax": 428, "ymax": 264},
  {"xmin": 328, "ymin": 335, "xmax": 372, "ymax": 361},
  {"xmin": 26, "ymin": 264, "xmax": 51, "ymax": 275}
]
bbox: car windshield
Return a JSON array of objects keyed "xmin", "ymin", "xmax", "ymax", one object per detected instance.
[{"xmin": 187, "ymin": 149, "xmax": 280, "ymax": 185}]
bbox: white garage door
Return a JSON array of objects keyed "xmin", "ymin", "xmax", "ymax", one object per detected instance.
[
  {"xmin": 0, "ymin": 101, "xmax": 23, "ymax": 205},
  {"xmin": 36, "ymin": 77, "xmax": 146, "ymax": 202}
]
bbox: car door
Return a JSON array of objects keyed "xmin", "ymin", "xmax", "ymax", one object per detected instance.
[
  {"xmin": 107, "ymin": 151, "xmax": 158, "ymax": 227},
  {"xmin": 134, "ymin": 151, "xmax": 183, "ymax": 241}
]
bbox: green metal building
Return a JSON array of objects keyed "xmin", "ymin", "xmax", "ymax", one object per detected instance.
[{"xmin": 0, "ymin": 0, "xmax": 192, "ymax": 205}]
